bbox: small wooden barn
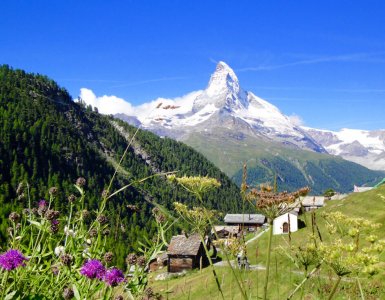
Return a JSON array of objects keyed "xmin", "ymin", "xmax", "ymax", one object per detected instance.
[
  {"xmin": 301, "ymin": 196, "xmax": 325, "ymax": 211},
  {"xmin": 167, "ymin": 234, "xmax": 208, "ymax": 273},
  {"xmin": 224, "ymin": 214, "xmax": 266, "ymax": 231}
]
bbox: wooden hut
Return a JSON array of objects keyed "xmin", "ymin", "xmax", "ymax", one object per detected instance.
[
  {"xmin": 167, "ymin": 234, "xmax": 208, "ymax": 273},
  {"xmin": 224, "ymin": 214, "xmax": 266, "ymax": 231}
]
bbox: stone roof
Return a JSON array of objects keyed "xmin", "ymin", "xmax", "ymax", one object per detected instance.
[
  {"xmin": 301, "ymin": 196, "xmax": 325, "ymax": 207},
  {"xmin": 224, "ymin": 214, "xmax": 265, "ymax": 224},
  {"xmin": 167, "ymin": 234, "xmax": 202, "ymax": 256},
  {"xmin": 213, "ymin": 225, "xmax": 240, "ymax": 234}
]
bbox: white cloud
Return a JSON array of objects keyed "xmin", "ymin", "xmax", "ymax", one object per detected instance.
[
  {"xmin": 77, "ymin": 88, "xmax": 202, "ymax": 122},
  {"xmin": 79, "ymin": 88, "xmax": 134, "ymax": 115},
  {"xmin": 288, "ymin": 114, "xmax": 304, "ymax": 126}
]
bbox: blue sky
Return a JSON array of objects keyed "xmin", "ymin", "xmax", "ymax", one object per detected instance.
[{"xmin": 1, "ymin": 0, "xmax": 385, "ymax": 130}]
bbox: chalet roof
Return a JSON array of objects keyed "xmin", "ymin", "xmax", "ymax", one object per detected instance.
[
  {"xmin": 301, "ymin": 196, "xmax": 325, "ymax": 207},
  {"xmin": 224, "ymin": 214, "xmax": 265, "ymax": 224},
  {"xmin": 167, "ymin": 234, "xmax": 202, "ymax": 256},
  {"xmin": 274, "ymin": 210, "xmax": 298, "ymax": 221}
]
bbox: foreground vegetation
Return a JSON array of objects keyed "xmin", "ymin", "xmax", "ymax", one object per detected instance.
[{"xmin": 150, "ymin": 185, "xmax": 385, "ymax": 299}]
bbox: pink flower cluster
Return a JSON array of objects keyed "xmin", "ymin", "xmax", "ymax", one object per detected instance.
[
  {"xmin": 0, "ymin": 249, "xmax": 28, "ymax": 271},
  {"xmin": 80, "ymin": 259, "xmax": 125, "ymax": 286}
]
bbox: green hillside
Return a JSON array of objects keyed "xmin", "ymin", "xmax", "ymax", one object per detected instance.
[
  {"xmin": 185, "ymin": 130, "xmax": 385, "ymax": 194},
  {"xmin": 150, "ymin": 185, "xmax": 385, "ymax": 299},
  {"xmin": 0, "ymin": 65, "xmax": 242, "ymax": 267}
]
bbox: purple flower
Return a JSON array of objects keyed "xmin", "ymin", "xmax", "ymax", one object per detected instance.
[
  {"xmin": 0, "ymin": 249, "xmax": 28, "ymax": 271},
  {"xmin": 80, "ymin": 259, "xmax": 105, "ymax": 279},
  {"xmin": 103, "ymin": 268, "xmax": 125, "ymax": 286},
  {"xmin": 38, "ymin": 199, "xmax": 47, "ymax": 207}
]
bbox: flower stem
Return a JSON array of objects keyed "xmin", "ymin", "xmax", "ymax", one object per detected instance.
[
  {"xmin": 327, "ymin": 276, "xmax": 341, "ymax": 300},
  {"xmin": 199, "ymin": 234, "xmax": 225, "ymax": 300},
  {"xmin": 263, "ymin": 220, "xmax": 273, "ymax": 300},
  {"xmin": 287, "ymin": 262, "xmax": 322, "ymax": 299}
]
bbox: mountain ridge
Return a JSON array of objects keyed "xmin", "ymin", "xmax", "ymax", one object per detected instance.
[{"xmin": 109, "ymin": 62, "xmax": 385, "ymax": 192}]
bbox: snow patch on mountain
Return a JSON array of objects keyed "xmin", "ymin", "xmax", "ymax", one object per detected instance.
[
  {"xmin": 304, "ymin": 127, "xmax": 385, "ymax": 170},
  {"xmin": 80, "ymin": 61, "xmax": 325, "ymax": 152}
]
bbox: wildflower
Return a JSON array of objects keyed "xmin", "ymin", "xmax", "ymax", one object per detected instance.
[
  {"xmin": 60, "ymin": 254, "xmax": 73, "ymax": 266},
  {"xmin": 0, "ymin": 249, "xmax": 28, "ymax": 271},
  {"xmin": 38, "ymin": 199, "xmax": 48, "ymax": 216},
  {"xmin": 49, "ymin": 186, "xmax": 58, "ymax": 196},
  {"xmin": 152, "ymin": 207, "xmax": 166, "ymax": 223},
  {"xmin": 68, "ymin": 194, "xmax": 76, "ymax": 203},
  {"xmin": 22, "ymin": 208, "xmax": 31, "ymax": 216},
  {"xmin": 167, "ymin": 175, "xmax": 221, "ymax": 198},
  {"xmin": 38, "ymin": 199, "xmax": 47, "ymax": 207},
  {"xmin": 55, "ymin": 246, "xmax": 65, "ymax": 257},
  {"xmin": 82, "ymin": 209, "xmax": 91, "ymax": 221},
  {"xmin": 246, "ymin": 185, "xmax": 309, "ymax": 220},
  {"xmin": 103, "ymin": 267, "xmax": 125, "ymax": 286},
  {"xmin": 102, "ymin": 229, "xmax": 110, "ymax": 236},
  {"xmin": 45, "ymin": 209, "xmax": 60, "ymax": 220},
  {"xmin": 64, "ymin": 226, "xmax": 76, "ymax": 237},
  {"xmin": 104, "ymin": 252, "xmax": 114, "ymax": 264},
  {"xmin": 9, "ymin": 212, "xmax": 20, "ymax": 223},
  {"xmin": 89, "ymin": 228, "xmax": 98, "ymax": 238},
  {"xmin": 62, "ymin": 287, "xmax": 74, "ymax": 300},
  {"xmin": 126, "ymin": 253, "xmax": 137, "ymax": 265},
  {"xmin": 137, "ymin": 255, "xmax": 146, "ymax": 267},
  {"xmin": 80, "ymin": 259, "xmax": 105, "ymax": 279},
  {"xmin": 50, "ymin": 219, "xmax": 60, "ymax": 234},
  {"xmin": 366, "ymin": 234, "xmax": 378, "ymax": 244},
  {"xmin": 97, "ymin": 214, "xmax": 109, "ymax": 225},
  {"xmin": 51, "ymin": 264, "xmax": 60, "ymax": 275},
  {"xmin": 348, "ymin": 228, "xmax": 359, "ymax": 237},
  {"xmin": 76, "ymin": 177, "xmax": 86, "ymax": 187}
]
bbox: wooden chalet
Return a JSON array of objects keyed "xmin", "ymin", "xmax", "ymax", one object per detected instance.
[
  {"xmin": 301, "ymin": 196, "xmax": 325, "ymax": 211},
  {"xmin": 166, "ymin": 234, "xmax": 208, "ymax": 273},
  {"xmin": 224, "ymin": 214, "xmax": 266, "ymax": 231}
]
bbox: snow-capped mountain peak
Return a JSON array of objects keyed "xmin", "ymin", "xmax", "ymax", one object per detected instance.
[
  {"xmin": 206, "ymin": 61, "xmax": 240, "ymax": 96},
  {"xmin": 115, "ymin": 61, "xmax": 326, "ymax": 152},
  {"xmin": 193, "ymin": 61, "xmax": 248, "ymax": 112}
]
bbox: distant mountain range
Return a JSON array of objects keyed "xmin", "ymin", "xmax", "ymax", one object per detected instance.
[
  {"xmin": 304, "ymin": 127, "xmax": 385, "ymax": 171},
  {"xmin": 114, "ymin": 62, "xmax": 385, "ymax": 193}
]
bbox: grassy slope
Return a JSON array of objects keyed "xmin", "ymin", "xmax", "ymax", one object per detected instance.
[
  {"xmin": 150, "ymin": 185, "xmax": 385, "ymax": 299},
  {"xmin": 185, "ymin": 131, "xmax": 385, "ymax": 194}
]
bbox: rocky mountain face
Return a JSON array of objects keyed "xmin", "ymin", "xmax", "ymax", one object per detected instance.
[
  {"xmin": 304, "ymin": 128, "xmax": 385, "ymax": 171},
  {"xmin": 118, "ymin": 62, "xmax": 326, "ymax": 153},
  {"xmin": 114, "ymin": 62, "xmax": 385, "ymax": 192}
]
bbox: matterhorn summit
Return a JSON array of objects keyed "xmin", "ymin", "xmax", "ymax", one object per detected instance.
[
  {"xmin": 116, "ymin": 61, "xmax": 325, "ymax": 152},
  {"xmin": 192, "ymin": 61, "xmax": 248, "ymax": 112}
]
